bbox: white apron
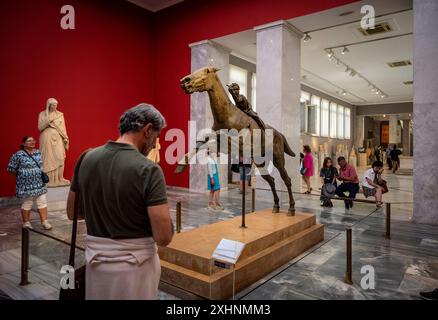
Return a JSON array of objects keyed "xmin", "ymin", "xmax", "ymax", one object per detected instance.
[{"xmin": 85, "ymin": 235, "xmax": 161, "ymax": 300}]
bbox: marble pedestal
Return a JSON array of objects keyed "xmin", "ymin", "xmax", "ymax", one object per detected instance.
[{"xmin": 159, "ymin": 209, "xmax": 324, "ymax": 299}]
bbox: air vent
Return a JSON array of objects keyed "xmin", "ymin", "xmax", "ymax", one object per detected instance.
[
  {"xmin": 388, "ymin": 60, "xmax": 412, "ymax": 68},
  {"xmin": 358, "ymin": 22, "xmax": 392, "ymax": 36},
  {"xmin": 403, "ymin": 81, "xmax": 413, "ymax": 85}
]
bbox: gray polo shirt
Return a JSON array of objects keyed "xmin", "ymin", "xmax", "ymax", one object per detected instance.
[{"xmin": 71, "ymin": 141, "xmax": 167, "ymax": 239}]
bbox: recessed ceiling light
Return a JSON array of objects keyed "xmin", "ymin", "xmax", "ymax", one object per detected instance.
[{"xmin": 341, "ymin": 46, "xmax": 350, "ymax": 55}]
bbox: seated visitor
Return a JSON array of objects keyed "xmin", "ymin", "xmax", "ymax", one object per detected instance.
[
  {"xmin": 7, "ymin": 136, "xmax": 52, "ymax": 230},
  {"xmin": 66, "ymin": 103, "xmax": 173, "ymax": 300},
  {"xmin": 362, "ymin": 161, "xmax": 387, "ymax": 208},
  {"xmin": 335, "ymin": 156, "xmax": 360, "ymax": 210},
  {"xmin": 320, "ymin": 157, "xmax": 338, "ymax": 207},
  {"xmin": 207, "ymin": 150, "xmax": 223, "ymax": 210}
]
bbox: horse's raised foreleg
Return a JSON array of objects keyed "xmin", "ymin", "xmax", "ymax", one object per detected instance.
[{"xmin": 260, "ymin": 174, "xmax": 280, "ymax": 213}]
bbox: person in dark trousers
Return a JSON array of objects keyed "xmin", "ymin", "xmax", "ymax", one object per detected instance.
[
  {"xmin": 319, "ymin": 157, "xmax": 338, "ymax": 207},
  {"xmin": 389, "ymin": 144, "xmax": 402, "ymax": 173},
  {"xmin": 385, "ymin": 145, "xmax": 393, "ymax": 170},
  {"xmin": 335, "ymin": 156, "xmax": 360, "ymax": 210}
]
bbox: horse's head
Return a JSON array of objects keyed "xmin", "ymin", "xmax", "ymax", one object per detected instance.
[{"xmin": 180, "ymin": 67, "xmax": 220, "ymax": 94}]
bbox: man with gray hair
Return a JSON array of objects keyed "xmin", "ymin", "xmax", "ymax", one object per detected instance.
[{"xmin": 67, "ymin": 103, "xmax": 173, "ymax": 300}]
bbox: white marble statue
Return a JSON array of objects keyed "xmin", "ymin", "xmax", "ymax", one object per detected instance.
[{"xmin": 38, "ymin": 98, "xmax": 70, "ymax": 187}]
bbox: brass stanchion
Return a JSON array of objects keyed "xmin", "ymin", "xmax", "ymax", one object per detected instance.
[
  {"xmin": 385, "ymin": 203, "xmax": 391, "ymax": 240},
  {"xmin": 251, "ymin": 187, "xmax": 255, "ymax": 213},
  {"xmin": 344, "ymin": 227, "xmax": 353, "ymax": 285},
  {"xmin": 176, "ymin": 201, "xmax": 182, "ymax": 234},
  {"xmin": 20, "ymin": 228, "xmax": 30, "ymax": 286}
]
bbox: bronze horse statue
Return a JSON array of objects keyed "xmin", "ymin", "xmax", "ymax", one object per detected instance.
[{"xmin": 177, "ymin": 67, "xmax": 297, "ymax": 215}]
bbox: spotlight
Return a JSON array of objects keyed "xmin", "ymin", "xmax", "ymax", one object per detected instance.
[
  {"xmin": 375, "ymin": 90, "xmax": 380, "ymax": 95},
  {"xmin": 341, "ymin": 46, "xmax": 350, "ymax": 55},
  {"xmin": 327, "ymin": 49, "xmax": 334, "ymax": 58},
  {"xmin": 303, "ymin": 33, "xmax": 312, "ymax": 42},
  {"xmin": 341, "ymin": 90, "xmax": 347, "ymax": 96},
  {"xmin": 383, "ymin": 115, "xmax": 387, "ymax": 118},
  {"xmin": 381, "ymin": 94, "xmax": 387, "ymax": 98}
]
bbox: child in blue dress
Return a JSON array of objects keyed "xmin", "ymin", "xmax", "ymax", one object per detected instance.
[{"xmin": 207, "ymin": 150, "xmax": 223, "ymax": 210}]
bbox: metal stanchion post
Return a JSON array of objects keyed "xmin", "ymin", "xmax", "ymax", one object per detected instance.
[
  {"xmin": 344, "ymin": 227, "xmax": 353, "ymax": 285},
  {"xmin": 20, "ymin": 227, "xmax": 30, "ymax": 286},
  {"xmin": 385, "ymin": 203, "xmax": 391, "ymax": 240},
  {"xmin": 176, "ymin": 201, "xmax": 182, "ymax": 234}
]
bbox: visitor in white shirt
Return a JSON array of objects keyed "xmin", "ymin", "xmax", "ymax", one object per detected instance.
[{"xmin": 362, "ymin": 160, "xmax": 386, "ymax": 208}]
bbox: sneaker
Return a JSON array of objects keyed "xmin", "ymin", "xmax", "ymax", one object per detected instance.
[
  {"xmin": 208, "ymin": 204, "xmax": 215, "ymax": 210},
  {"xmin": 420, "ymin": 288, "xmax": 438, "ymax": 300},
  {"xmin": 215, "ymin": 204, "xmax": 224, "ymax": 211},
  {"xmin": 41, "ymin": 220, "xmax": 52, "ymax": 230},
  {"xmin": 23, "ymin": 221, "xmax": 33, "ymax": 229}
]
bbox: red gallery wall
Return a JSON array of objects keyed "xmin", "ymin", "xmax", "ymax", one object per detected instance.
[
  {"xmin": 0, "ymin": 0, "xmax": 358, "ymax": 197},
  {"xmin": 0, "ymin": 0, "xmax": 155, "ymax": 197}
]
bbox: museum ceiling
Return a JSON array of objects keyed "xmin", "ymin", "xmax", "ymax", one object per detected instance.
[{"xmin": 214, "ymin": 0, "xmax": 413, "ymax": 106}]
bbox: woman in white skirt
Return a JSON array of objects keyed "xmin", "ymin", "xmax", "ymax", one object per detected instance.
[{"xmin": 7, "ymin": 136, "xmax": 52, "ymax": 230}]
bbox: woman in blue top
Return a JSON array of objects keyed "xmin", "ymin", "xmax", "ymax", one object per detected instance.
[
  {"xmin": 7, "ymin": 136, "xmax": 52, "ymax": 230},
  {"xmin": 207, "ymin": 150, "xmax": 223, "ymax": 211}
]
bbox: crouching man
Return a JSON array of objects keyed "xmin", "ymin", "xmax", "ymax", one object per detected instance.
[
  {"xmin": 67, "ymin": 103, "xmax": 173, "ymax": 300},
  {"xmin": 362, "ymin": 161, "xmax": 387, "ymax": 208}
]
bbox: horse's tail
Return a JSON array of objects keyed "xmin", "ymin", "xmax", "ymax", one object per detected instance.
[{"xmin": 281, "ymin": 133, "xmax": 296, "ymax": 157}]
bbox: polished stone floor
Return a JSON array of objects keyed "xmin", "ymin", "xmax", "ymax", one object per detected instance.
[{"xmin": 0, "ymin": 165, "xmax": 437, "ymax": 300}]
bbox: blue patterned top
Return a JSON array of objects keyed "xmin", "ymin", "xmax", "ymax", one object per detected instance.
[{"xmin": 7, "ymin": 150, "xmax": 47, "ymax": 199}]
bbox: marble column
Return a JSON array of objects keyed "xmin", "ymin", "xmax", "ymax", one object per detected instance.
[
  {"xmin": 388, "ymin": 115, "xmax": 400, "ymax": 145},
  {"xmin": 189, "ymin": 40, "xmax": 230, "ymax": 193},
  {"xmin": 413, "ymin": 0, "xmax": 438, "ymax": 225},
  {"xmin": 402, "ymin": 120, "xmax": 410, "ymax": 156},
  {"xmin": 255, "ymin": 21, "xmax": 303, "ymax": 192}
]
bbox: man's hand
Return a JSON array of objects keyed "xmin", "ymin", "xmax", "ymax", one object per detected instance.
[{"xmin": 210, "ymin": 178, "xmax": 215, "ymax": 186}]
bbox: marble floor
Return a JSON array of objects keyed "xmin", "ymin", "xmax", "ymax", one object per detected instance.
[{"xmin": 0, "ymin": 166, "xmax": 437, "ymax": 300}]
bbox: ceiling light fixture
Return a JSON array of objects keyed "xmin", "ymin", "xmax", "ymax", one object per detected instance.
[
  {"xmin": 327, "ymin": 49, "xmax": 334, "ymax": 58},
  {"xmin": 303, "ymin": 33, "xmax": 312, "ymax": 42},
  {"xmin": 341, "ymin": 46, "xmax": 350, "ymax": 55}
]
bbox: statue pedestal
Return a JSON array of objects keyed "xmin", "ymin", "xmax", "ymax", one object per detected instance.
[{"xmin": 159, "ymin": 209, "xmax": 324, "ymax": 299}]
